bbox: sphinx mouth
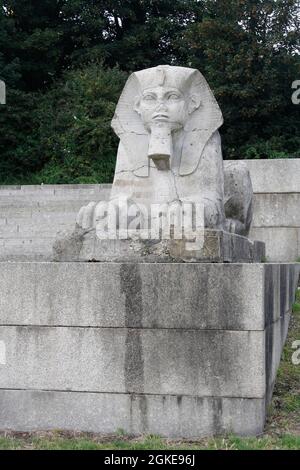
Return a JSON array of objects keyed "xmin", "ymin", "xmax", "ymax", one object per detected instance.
[{"xmin": 152, "ymin": 113, "xmax": 169, "ymax": 121}]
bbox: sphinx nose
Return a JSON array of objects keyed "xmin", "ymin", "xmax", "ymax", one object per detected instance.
[{"xmin": 156, "ymin": 101, "xmax": 167, "ymax": 111}]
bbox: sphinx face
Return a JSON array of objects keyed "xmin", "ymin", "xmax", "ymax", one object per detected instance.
[
  {"xmin": 134, "ymin": 84, "xmax": 202, "ymax": 171},
  {"xmin": 135, "ymin": 86, "xmax": 189, "ymax": 132}
]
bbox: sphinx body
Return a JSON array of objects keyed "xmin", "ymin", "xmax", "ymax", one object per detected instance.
[{"xmin": 76, "ymin": 65, "xmax": 252, "ymax": 238}]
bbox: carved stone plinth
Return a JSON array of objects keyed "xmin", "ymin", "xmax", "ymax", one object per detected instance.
[{"xmin": 53, "ymin": 228, "xmax": 265, "ymax": 263}]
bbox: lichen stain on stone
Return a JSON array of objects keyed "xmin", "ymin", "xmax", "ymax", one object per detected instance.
[
  {"xmin": 128, "ymin": 393, "xmax": 148, "ymax": 434},
  {"xmin": 138, "ymin": 394, "xmax": 148, "ymax": 433},
  {"xmin": 120, "ymin": 264, "xmax": 145, "ymax": 395},
  {"xmin": 120, "ymin": 263, "xmax": 143, "ymax": 328},
  {"xmin": 176, "ymin": 395, "xmax": 182, "ymax": 407},
  {"xmin": 212, "ymin": 397, "xmax": 223, "ymax": 435},
  {"xmin": 196, "ymin": 396, "xmax": 204, "ymax": 407},
  {"xmin": 280, "ymin": 314, "xmax": 285, "ymax": 346},
  {"xmin": 124, "ymin": 330, "xmax": 145, "ymax": 394},
  {"xmin": 265, "ymin": 266, "xmax": 278, "ymax": 396},
  {"xmin": 264, "ymin": 264, "xmax": 274, "ymax": 327},
  {"xmin": 129, "ymin": 394, "xmax": 134, "ymax": 433},
  {"xmin": 265, "ymin": 320, "xmax": 274, "ymax": 398}
]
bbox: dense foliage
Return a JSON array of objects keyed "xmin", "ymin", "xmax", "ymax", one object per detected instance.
[{"xmin": 0, "ymin": 0, "xmax": 299, "ymax": 183}]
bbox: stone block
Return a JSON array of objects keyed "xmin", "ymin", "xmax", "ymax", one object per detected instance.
[
  {"xmin": 250, "ymin": 227, "xmax": 299, "ymax": 262},
  {"xmin": 0, "ymin": 262, "xmax": 267, "ymax": 330},
  {"xmin": 265, "ymin": 314, "xmax": 291, "ymax": 404},
  {"xmin": 0, "ymin": 208, "xmax": 33, "ymax": 220},
  {"xmin": 252, "ymin": 193, "xmax": 300, "ymax": 227},
  {"xmin": 0, "ymin": 262, "xmax": 298, "ymax": 329},
  {"xmin": 65, "ymin": 229, "xmax": 265, "ymax": 263},
  {"xmin": 0, "ymin": 390, "xmax": 266, "ymax": 437},
  {"xmin": 264, "ymin": 264, "xmax": 280, "ymax": 326},
  {"xmin": 231, "ymin": 159, "xmax": 300, "ymax": 194},
  {"xmin": 0, "ymin": 326, "xmax": 265, "ymax": 398},
  {"xmin": 0, "ymin": 240, "xmax": 53, "ymax": 261}
]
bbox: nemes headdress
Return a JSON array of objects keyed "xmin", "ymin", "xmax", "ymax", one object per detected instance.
[{"xmin": 111, "ymin": 65, "xmax": 223, "ymax": 176}]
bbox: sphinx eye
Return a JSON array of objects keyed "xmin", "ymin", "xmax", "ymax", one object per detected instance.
[
  {"xmin": 143, "ymin": 94, "xmax": 156, "ymax": 101},
  {"xmin": 168, "ymin": 93, "xmax": 181, "ymax": 100}
]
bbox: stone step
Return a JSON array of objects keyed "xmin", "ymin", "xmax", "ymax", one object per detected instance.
[
  {"xmin": 4, "ymin": 211, "xmax": 77, "ymax": 223},
  {"xmin": 0, "ymin": 183, "xmax": 110, "ymax": 190},
  {"xmin": 0, "ymin": 189, "xmax": 110, "ymax": 200},
  {"xmin": 0, "ymin": 199, "xmax": 97, "ymax": 208},
  {"xmin": 0, "ymin": 224, "xmax": 69, "ymax": 238},
  {"xmin": 1, "ymin": 205, "xmax": 81, "ymax": 220},
  {"xmin": 0, "ymin": 184, "xmax": 111, "ymax": 197},
  {"xmin": 0, "ymin": 238, "xmax": 53, "ymax": 261}
]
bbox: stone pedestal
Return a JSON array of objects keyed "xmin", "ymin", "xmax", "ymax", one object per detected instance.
[
  {"xmin": 0, "ymin": 261, "xmax": 298, "ymax": 437},
  {"xmin": 53, "ymin": 228, "xmax": 265, "ymax": 263}
]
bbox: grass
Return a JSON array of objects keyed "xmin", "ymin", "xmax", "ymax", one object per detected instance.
[
  {"xmin": 0, "ymin": 432, "xmax": 299, "ymax": 451},
  {"xmin": 265, "ymin": 287, "xmax": 300, "ymax": 433},
  {"xmin": 0, "ymin": 290, "xmax": 299, "ymax": 450}
]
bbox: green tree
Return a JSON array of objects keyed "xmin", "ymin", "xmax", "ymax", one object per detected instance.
[
  {"xmin": 0, "ymin": 88, "xmax": 39, "ymax": 182},
  {"xmin": 0, "ymin": 63, "xmax": 127, "ymax": 184},
  {"xmin": 60, "ymin": 0, "xmax": 201, "ymax": 71},
  {"xmin": 1, "ymin": 0, "xmax": 201, "ymax": 89},
  {"xmin": 1, "ymin": 1, "xmax": 65, "ymax": 90},
  {"xmin": 181, "ymin": 0, "xmax": 300, "ymax": 159},
  {"xmin": 27, "ymin": 64, "xmax": 127, "ymax": 184},
  {"xmin": 0, "ymin": 6, "xmax": 21, "ymax": 87}
]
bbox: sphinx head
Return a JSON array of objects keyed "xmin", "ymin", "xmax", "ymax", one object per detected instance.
[
  {"xmin": 112, "ymin": 65, "xmax": 223, "ymax": 176},
  {"xmin": 133, "ymin": 67, "xmax": 202, "ymax": 169}
]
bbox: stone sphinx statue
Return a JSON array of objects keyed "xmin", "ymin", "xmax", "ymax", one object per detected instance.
[{"xmin": 54, "ymin": 65, "xmax": 263, "ymax": 262}]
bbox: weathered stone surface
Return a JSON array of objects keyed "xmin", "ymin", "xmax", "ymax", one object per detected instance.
[
  {"xmin": 0, "ymin": 262, "xmax": 290, "ymax": 330},
  {"xmin": 224, "ymin": 161, "xmax": 253, "ymax": 236},
  {"xmin": 250, "ymin": 227, "xmax": 299, "ymax": 262},
  {"xmin": 0, "ymin": 239, "xmax": 54, "ymax": 262},
  {"xmin": 252, "ymin": 193, "xmax": 300, "ymax": 227},
  {"xmin": 53, "ymin": 227, "xmax": 90, "ymax": 262},
  {"xmin": 0, "ymin": 326, "xmax": 265, "ymax": 397},
  {"xmin": 0, "ymin": 186, "xmax": 111, "ymax": 261},
  {"xmin": 237, "ymin": 159, "xmax": 300, "ymax": 194},
  {"xmin": 264, "ymin": 264, "xmax": 281, "ymax": 325},
  {"xmin": 0, "ymin": 261, "xmax": 298, "ymax": 437},
  {"xmin": 0, "ymin": 390, "xmax": 266, "ymax": 437},
  {"xmin": 265, "ymin": 314, "xmax": 291, "ymax": 404},
  {"xmin": 54, "ymin": 228, "xmax": 265, "ymax": 263}
]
